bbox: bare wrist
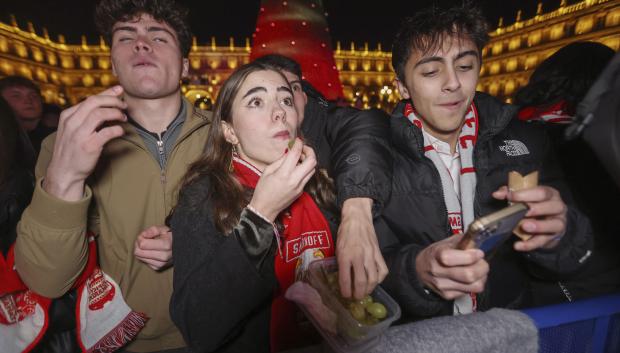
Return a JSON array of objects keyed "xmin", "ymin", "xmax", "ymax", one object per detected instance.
[
  {"xmin": 342, "ymin": 197, "xmax": 373, "ymax": 221},
  {"xmin": 247, "ymin": 202, "xmax": 278, "ymax": 222},
  {"xmin": 43, "ymin": 172, "xmax": 86, "ymax": 201},
  {"xmin": 246, "ymin": 204, "xmax": 275, "ymax": 224}
]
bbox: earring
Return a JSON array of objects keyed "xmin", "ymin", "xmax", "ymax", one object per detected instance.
[{"xmin": 229, "ymin": 144, "xmax": 237, "ymax": 172}]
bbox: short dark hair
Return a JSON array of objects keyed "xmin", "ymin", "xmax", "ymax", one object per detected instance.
[
  {"xmin": 515, "ymin": 41, "xmax": 615, "ymax": 107},
  {"xmin": 0, "ymin": 76, "xmax": 41, "ymax": 96},
  {"xmin": 253, "ymin": 54, "xmax": 303, "ymax": 79},
  {"xmin": 391, "ymin": 4, "xmax": 489, "ymax": 82},
  {"xmin": 95, "ymin": 0, "xmax": 192, "ymax": 57}
]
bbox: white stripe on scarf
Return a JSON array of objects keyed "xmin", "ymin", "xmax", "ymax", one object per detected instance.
[{"xmin": 405, "ymin": 103, "xmax": 479, "ymax": 314}]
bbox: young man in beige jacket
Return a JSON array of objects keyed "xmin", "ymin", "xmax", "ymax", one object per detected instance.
[{"xmin": 14, "ymin": 1, "xmax": 209, "ymax": 352}]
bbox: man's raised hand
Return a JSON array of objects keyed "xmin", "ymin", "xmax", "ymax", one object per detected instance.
[{"xmin": 44, "ymin": 86, "xmax": 127, "ymax": 201}]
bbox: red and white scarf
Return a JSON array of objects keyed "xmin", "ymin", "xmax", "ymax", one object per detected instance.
[
  {"xmin": 517, "ymin": 100, "xmax": 574, "ymax": 124},
  {"xmin": 404, "ymin": 102, "xmax": 479, "ymax": 313},
  {"xmin": 232, "ymin": 156, "xmax": 335, "ymax": 352},
  {"xmin": 0, "ymin": 234, "xmax": 147, "ymax": 353}
]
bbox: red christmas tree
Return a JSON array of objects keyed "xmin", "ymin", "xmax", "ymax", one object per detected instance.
[{"xmin": 250, "ymin": 0, "xmax": 344, "ymax": 100}]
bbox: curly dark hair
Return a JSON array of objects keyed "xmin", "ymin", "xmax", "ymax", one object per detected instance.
[
  {"xmin": 95, "ymin": 0, "xmax": 192, "ymax": 57},
  {"xmin": 392, "ymin": 3, "xmax": 489, "ymax": 82}
]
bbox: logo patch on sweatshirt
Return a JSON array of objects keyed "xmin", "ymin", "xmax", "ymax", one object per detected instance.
[
  {"xmin": 499, "ymin": 140, "xmax": 530, "ymax": 156},
  {"xmin": 285, "ymin": 231, "xmax": 331, "ymax": 263}
]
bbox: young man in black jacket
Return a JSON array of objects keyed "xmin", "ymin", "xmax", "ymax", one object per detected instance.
[
  {"xmin": 376, "ymin": 5, "xmax": 593, "ymax": 320},
  {"xmin": 253, "ymin": 54, "xmax": 392, "ymax": 301}
]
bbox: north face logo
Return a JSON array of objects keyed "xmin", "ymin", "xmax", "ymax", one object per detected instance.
[{"xmin": 499, "ymin": 140, "xmax": 530, "ymax": 156}]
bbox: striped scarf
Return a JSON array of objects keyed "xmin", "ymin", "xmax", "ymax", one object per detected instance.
[
  {"xmin": 0, "ymin": 235, "xmax": 147, "ymax": 353},
  {"xmin": 517, "ymin": 100, "xmax": 574, "ymax": 124},
  {"xmin": 404, "ymin": 102, "xmax": 479, "ymax": 314},
  {"xmin": 232, "ymin": 155, "xmax": 335, "ymax": 352}
]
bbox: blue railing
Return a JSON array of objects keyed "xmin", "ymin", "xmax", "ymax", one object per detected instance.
[{"xmin": 522, "ymin": 293, "xmax": 620, "ymax": 353}]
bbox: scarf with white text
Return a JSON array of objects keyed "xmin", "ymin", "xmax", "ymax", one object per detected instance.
[
  {"xmin": 404, "ymin": 102, "xmax": 479, "ymax": 313},
  {"xmin": 233, "ymin": 156, "xmax": 335, "ymax": 352},
  {"xmin": 0, "ymin": 234, "xmax": 147, "ymax": 353}
]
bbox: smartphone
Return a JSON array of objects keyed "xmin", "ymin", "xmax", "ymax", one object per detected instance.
[{"xmin": 457, "ymin": 203, "xmax": 529, "ymax": 253}]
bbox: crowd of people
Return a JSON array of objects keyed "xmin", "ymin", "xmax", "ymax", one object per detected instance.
[{"xmin": 0, "ymin": 0, "xmax": 618, "ymax": 352}]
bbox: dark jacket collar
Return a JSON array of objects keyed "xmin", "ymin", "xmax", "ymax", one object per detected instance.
[
  {"xmin": 390, "ymin": 92, "xmax": 518, "ymax": 157},
  {"xmin": 300, "ymin": 90, "xmax": 330, "ymax": 148}
]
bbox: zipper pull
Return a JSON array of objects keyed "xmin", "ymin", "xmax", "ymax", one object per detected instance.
[
  {"xmin": 160, "ymin": 169, "xmax": 166, "ymax": 184},
  {"xmin": 156, "ymin": 134, "xmax": 165, "ymax": 155}
]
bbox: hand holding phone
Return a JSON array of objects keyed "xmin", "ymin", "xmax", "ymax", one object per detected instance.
[
  {"xmin": 457, "ymin": 203, "xmax": 529, "ymax": 253},
  {"xmin": 416, "ymin": 235, "xmax": 488, "ymax": 300}
]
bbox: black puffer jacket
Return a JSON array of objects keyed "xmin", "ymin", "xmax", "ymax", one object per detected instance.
[
  {"xmin": 376, "ymin": 93, "xmax": 593, "ymax": 320},
  {"xmin": 300, "ymin": 83, "xmax": 392, "ymax": 211},
  {"xmin": 526, "ymin": 122, "xmax": 620, "ymax": 304}
]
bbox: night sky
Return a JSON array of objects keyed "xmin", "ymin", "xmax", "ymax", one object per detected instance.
[{"xmin": 1, "ymin": 0, "xmax": 578, "ymax": 48}]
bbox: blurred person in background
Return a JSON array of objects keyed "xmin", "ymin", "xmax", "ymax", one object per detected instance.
[
  {"xmin": 515, "ymin": 41, "xmax": 620, "ymax": 304},
  {"xmin": 0, "ymin": 76, "xmax": 55, "ymax": 154}
]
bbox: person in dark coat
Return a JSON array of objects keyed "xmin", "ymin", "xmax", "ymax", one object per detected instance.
[
  {"xmin": 376, "ymin": 4, "xmax": 593, "ymax": 321},
  {"xmin": 515, "ymin": 41, "xmax": 620, "ymax": 304}
]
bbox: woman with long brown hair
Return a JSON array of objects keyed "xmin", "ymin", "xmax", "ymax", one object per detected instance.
[{"xmin": 169, "ymin": 62, "xmax": 338, "ymax": 353}]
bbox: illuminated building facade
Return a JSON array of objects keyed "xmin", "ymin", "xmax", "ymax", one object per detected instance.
[
  {"xmin": 0, "ymin": 0, "xmax": 618, "ymax": 110},
  {"xmin": 479, "ymin": 0, "xmax": 620, "ymax": 102}
]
